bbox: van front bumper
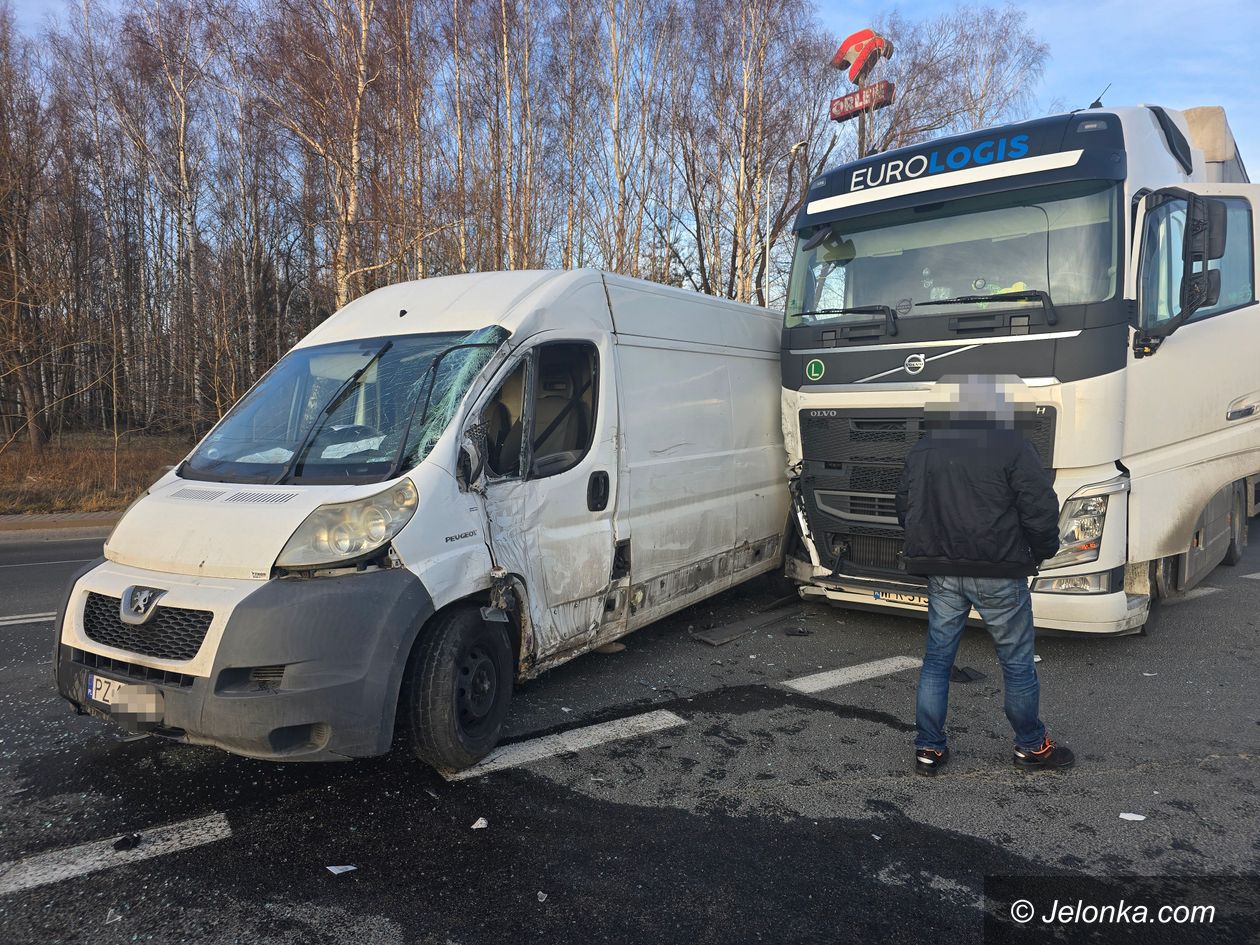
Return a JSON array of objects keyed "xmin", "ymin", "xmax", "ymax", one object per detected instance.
[
  {"xmin": 800, "ymin": 574, "xmax": 1148, "ymax": 635},
  {"xmin": 55, "ymin": 561, "xmax": 434, "ymax": 761}
]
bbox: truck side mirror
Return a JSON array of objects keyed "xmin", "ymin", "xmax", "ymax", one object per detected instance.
[{"xmin": 1202, "ymin": 196, "xmax": 1228, "ymax": 261}]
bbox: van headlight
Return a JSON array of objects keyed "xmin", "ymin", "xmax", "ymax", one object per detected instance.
[{"xmin": 276, "ymin": 480, "xmax": 418, "ymax": 569}]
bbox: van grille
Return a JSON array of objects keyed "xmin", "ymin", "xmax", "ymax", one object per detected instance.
[
  {"xmin": 82, "ymin": 592, "xmax": 213, "ymax": 662},
  {"xmin": 70, "ymin": 648, "xmax": 196, "ymax": 688}
]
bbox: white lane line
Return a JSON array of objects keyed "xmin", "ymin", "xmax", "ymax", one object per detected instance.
[
  {"xmin": 1242, "ymin": 572, "xmax": 1260, "ymax": 581},
  {"xmin": 782, "ymin": 655, "xmax": 923, "ymax": 694},
  {"xmin": 444, "ymin": 710, "xmax": 687, "ymax": 782},
  {"xmin": 0, "ymin": 558, "xmax": 92, "ymax": 569},
  {"xmin": 0, "ymin": 612, "xmax": 56, "ymax": 628},
  {"xmin": 0, "ymin": 813, "xmax": 231, "ymax": 896},
  {"xmin": 1162, "ymin": 586, "xmax": 1222, "ymax": 606}
]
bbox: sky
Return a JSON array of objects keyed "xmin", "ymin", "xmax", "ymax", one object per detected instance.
[
  {"xmin": 816, "ymin": 0, "xmax": 1260, "ymax": 167},
  {"xmin": 10, "ymin": 0, "xmax": 1260, "ymax": 165}
]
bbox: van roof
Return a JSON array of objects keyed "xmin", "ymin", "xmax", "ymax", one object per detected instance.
[{"xmin": 295, "ymin": 269, "xmax": 778, "ymax": 350}]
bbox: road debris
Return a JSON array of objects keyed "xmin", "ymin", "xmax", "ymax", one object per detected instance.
[
  {"xmin": 537, "ymin": 891, "xmax": 548, "ymax": 903},
  {"xmin": 595, "ymin": 642, "xmax": 626, "ymax": 654},
  {"xmin": 691, "ymin": 612, "xmax": 789, "ymax": 646},
  {"xmin": 1119, "ymin": 813, "xmax": 1147, "ymax": 821},
  {"xmin": 1033, "ymin": 655, "xmax": 1042, "ymax": 663},
  {"xmin": 424, "ymin": 789, "xmax": 440, "ymax": 801},
  {"xmin": 949, "ymin": 665, "xmax": 986, "ymax": 683},
  {"xmin": 326, "ymin": 865, "xmax": 357, "ymax": 875},
  {"xmin": 1143, "ymin": 672, "xmax": 1158, "ymax": 677},
  {"xmin": 104, "ymin": 909, "xmax": 123, "ymax": 924},
  {"xmin": 112, "ymin": 833, "xmax": 141, "ymax": 852},
  {"xmin": 784, "ymin": 627, "xmax": 814, "ymax": 637},
  {"xmin": 471, "ymin": 817, "xmax": 489, "ymax": 830}
]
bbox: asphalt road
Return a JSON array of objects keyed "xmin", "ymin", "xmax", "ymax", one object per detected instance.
[{"xmin": 1, "ymin": 530, "xmax": 1258, "ymax": 944}]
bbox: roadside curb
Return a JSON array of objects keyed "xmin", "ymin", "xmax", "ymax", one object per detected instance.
[{"xmin": 0, "ymin": 514, "xmax": 120, "ymax": 536}]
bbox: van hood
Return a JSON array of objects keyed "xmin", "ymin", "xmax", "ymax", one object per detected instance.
[{"xmin": 104, "ymin": 479, "xmax": 368, "ymax": 580}]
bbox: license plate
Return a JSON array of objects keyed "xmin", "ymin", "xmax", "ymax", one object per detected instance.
[
  {"xmin": 86, "ymin": 673, "xmax": 124, "ymax": 706},
  {"xmin": 873, "ymin": 590, "xmax": 929, "ymax": 607}
]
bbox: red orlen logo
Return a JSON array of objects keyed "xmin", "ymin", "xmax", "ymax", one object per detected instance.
[{"xmin": 831, "ymin": 29, "xmax": 894, "ymax": 85}]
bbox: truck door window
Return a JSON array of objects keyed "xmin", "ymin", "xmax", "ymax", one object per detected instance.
[
  {"xmin": 481, "ymin": 361, "xmax": 527, "ymax": 478},
  {"xmin": 1195, "ymin": 199, "xmax": 1254, "ymax": 319},
  {"xmin": 1141, "ymin": 197, "xmax": 1255, "ymax": 327},
  {"xmin": 527, "ymin": 343, "xmax": 597, "ymax": 479}
]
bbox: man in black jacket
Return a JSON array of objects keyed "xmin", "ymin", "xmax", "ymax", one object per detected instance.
[{"xmin": 895, "ymin": 376, "xmax": 1074, "ymax": 776}]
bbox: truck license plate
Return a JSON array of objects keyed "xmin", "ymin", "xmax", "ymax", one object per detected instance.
[{"xmin": 873, "ymin": 590, "xmax": 928, "ymax": 607}]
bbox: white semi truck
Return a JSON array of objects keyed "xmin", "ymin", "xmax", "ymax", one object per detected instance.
[{"xmin": 781, "ymin": 104, "xmax": 1258, "ymax": 634}]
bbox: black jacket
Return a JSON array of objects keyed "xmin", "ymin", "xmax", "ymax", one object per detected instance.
[{"xmin": 895, "ymin": 425, "xmax": 1061, "ymax": 578}]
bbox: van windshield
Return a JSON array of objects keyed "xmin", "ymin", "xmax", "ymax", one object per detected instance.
[{"xmin": 182, "ymin": 326, "xmax": 509, "ymax": 484}]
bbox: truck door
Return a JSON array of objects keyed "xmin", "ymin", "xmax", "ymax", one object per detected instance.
[
  {"xmin": 474, "ymin": 332, "xmax": 620, "ymax": 664},
  {"xmin": 1124, "ymin": 185, "xmax": 1260, "ymax": 562}
]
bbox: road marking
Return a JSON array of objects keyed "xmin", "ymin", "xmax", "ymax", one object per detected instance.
[
  {"xmin": 0, "ymin": 612, "xmax": 56, "ymax": 627},
  {"xmin": 1242, "ymin": 572, "xmax": 1260, "ymax": 581},
  {"xmin": 444, "ymin": 710, "xmax": 687, "ymax": 781},
  {"xmin": 0, "ymin": 558, "xmax": 92, "ymax": 569},
  {"xmin": 0, "ymin": 813, "xmax": 231, "ymax": 896},
  {"xmin": 782, "ymin": 655, "xmax": 923, "ymax": 694},
  {"xmin": 1161, "ymin": 586, "xmax": 1222, "ymax": 606}
]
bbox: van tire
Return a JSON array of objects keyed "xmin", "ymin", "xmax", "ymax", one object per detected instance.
[
  {"xmin": 399, "ymin": 606, "xmax": 514, "ymax": 772},
  {"xmin": 1222, "ymin": 488, "xmax": 1247, "ymax": 566}
]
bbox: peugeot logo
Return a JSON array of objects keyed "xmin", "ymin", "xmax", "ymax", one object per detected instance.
[
  {"xmin": 120, "ymin": 586, "xmax": 166, "ymax": 626},
  {"xmin": 904, "ymin": 353, "xmax": 926, "ymax": 375}
]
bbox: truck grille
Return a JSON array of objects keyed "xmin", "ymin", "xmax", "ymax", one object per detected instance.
[
  {"xmin": 82, "ymin": 592, "xmax": 213, "ymax": 662},
  {"xmin": 798, "ymin": 407, "xmax": 1056, "ymax": 578}
]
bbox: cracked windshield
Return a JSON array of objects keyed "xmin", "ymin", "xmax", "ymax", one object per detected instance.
[
  {"xmin": 784, "ymin": 180, "xmax": 1119, "ymax": 328},
  {"xmin": 183, "ymin": 326, "xmax": 507, "ymax": 484}
]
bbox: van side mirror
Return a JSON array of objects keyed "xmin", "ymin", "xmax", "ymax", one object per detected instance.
[{"xmin": 457, "ymin": 430, "xmax": 485, "ymax": 491}]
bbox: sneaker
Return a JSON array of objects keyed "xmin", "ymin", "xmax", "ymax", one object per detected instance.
[
  {"xmin": 1013, "ymin": 736, "xmax": 1075, "ymax": 770},
  {"xmin": 914, "ymin": 747, "xmax": 949, "ymax": 777}
]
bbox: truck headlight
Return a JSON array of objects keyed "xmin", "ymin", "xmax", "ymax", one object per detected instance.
[
  {"xmin": 276, "ymin": 479, "xmax": 418, "ymax": 569},
  {"xmin": 1043, "ymin": 495, "xmax": 1108, "ymax": 568}
]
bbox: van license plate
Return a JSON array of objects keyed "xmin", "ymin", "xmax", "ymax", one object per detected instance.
[
  {"xmin": 873, "ymin": 590, "xmax": 928, "ymax": 607},
  {"xmin": 86, "ymin": 673, "xmax": 123, "ymax": 706}
]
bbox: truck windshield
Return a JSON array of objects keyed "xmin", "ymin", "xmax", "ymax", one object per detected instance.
[
  {"xmin": 785, "ymin": 180, "xmax": 1120, "ymax": 328},
  {"xmin": 182, "ymin": 326, "xmax": 508, "ymax": 484}
]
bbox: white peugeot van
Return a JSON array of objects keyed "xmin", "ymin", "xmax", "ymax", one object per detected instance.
[{"xmin": 54, "ymin": 270, "xmax": 790, "ymax": 770}]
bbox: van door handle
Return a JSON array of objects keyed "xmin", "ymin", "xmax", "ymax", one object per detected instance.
[
  {"xmin": 587, "ymin": 471, "xmax": 610, "ymax": 512},
  {"xmin": 1226, "ymin": 396, "xmax": 1260, "ymax": 421}
]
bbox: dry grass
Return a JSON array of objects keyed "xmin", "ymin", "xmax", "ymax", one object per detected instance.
[{"xmin": 0, "ymin": 434, "xmax": 191, "ymax": 515}]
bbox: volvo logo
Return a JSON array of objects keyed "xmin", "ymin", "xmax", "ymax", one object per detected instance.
[
  {"xmin": 120, "ymin": 586, "xmax": 166, "ymax": 626},
  {"xmin": 904, "ymin": 353, "xmax": 926, "ymax": 375}
]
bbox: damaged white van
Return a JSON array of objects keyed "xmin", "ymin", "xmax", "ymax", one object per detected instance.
[{"xmin": 54, "ymin": 270, "xmax": 789, "ymax": 770}]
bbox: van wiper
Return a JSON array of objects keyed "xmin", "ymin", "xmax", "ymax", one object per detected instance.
[
  {"xmin": 798, "ymin": 305, "xmax": 898, "ymax": 337},
  {"xmin": 275, "ymin": 339, "xmax": 394, "ymax": 484},
  {"xmin": 915, "ymin": 290, "xmax": 1059, "ymax": 326}
]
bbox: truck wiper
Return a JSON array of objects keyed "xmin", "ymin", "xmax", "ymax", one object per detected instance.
[
  {"xmin": 915, "ymin": 290, "xmax": 1059, "ymax": 326},
  {"xmin": 798, "ymin": 305, "xmax": 898, "ymax": 337},
  {"xmin": 276, "ymin": 339, "xmax": 394, "ymax": 484}
]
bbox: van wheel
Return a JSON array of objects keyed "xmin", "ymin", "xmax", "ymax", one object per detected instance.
[
  {"xmin": 399, "ymin": 607, "xmax": 513, "ymax": 771},
  {"xmin": 1222, "ymin": 489, "xmax": 1248, "ymax": 565}
]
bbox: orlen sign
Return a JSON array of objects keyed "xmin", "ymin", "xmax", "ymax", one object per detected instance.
[
  {"xmin": 830, "ymin": 80, "xmax": 895, "ymax": 123},
  {"xmin": 850, "ymin": 133, "xmax": 1031, "ymax": 192}
]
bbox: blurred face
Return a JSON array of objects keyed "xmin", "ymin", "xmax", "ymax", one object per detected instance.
[{"xmin": 925, "ymin": 375, "xmax": 1029, "ymax": 428}]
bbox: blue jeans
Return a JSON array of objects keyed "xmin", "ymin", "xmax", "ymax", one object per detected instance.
[{"xmin": 915, "ymin": 575, "xmax": 1046, "ymax": 752}]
